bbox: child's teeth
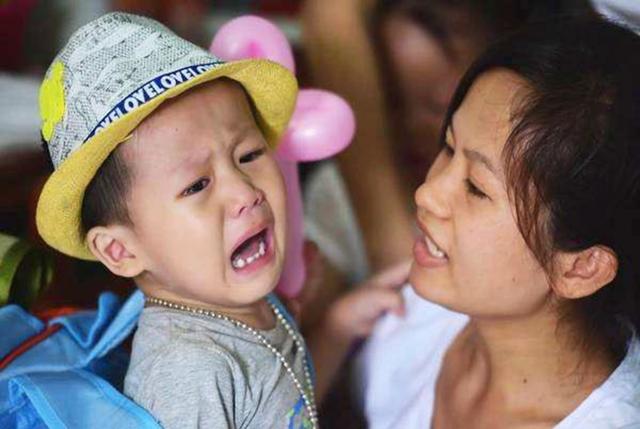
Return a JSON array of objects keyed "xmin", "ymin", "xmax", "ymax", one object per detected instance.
[{"xmin": 232, "ymin": 238, "xmax": 268, "ymax": 269}]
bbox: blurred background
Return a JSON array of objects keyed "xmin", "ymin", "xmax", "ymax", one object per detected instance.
[{"xmin": 2, "ymin": 0, "xmax": 639, "ymax": 426}]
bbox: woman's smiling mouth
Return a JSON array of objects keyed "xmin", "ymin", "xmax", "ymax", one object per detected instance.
[{"xmin": 414, "ymin": 221, "xmax": 449, "ymax": 268}]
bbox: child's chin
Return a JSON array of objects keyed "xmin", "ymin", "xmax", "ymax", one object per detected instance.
[{"xmin": 234, "ymin": 263, "xmax": 282, "ymax": 291}]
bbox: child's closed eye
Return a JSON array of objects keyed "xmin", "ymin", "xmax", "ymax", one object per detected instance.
[{"xmin": 182, "ymin": 178, "xmax": 210, "ymax": 197}]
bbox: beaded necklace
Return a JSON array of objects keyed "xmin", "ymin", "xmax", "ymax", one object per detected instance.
[{"xmin": 145, "ymin": 296, "xmax": 318, "ymax": 428}]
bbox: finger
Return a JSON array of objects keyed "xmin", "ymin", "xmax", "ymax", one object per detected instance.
[
  {"xmin": 368, "ymin": 260, "xmax": 412, "ymax": 289},
  {"xmin": 360, "ymin": 288, "xmax": 405, "ymax": 318}
]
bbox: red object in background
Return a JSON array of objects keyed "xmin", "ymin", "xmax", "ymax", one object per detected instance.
[
  {"xmin": 0, "ymin": 306, "xmax": 81, "ymax": 371},
  {"xmin": 256, "ymin": 0, "xmax": 300, "ymax": 16},
  {"xmin": 0, "ymin": 324, "xmax": 61, "ymax": 370},
  {"xmin": 113, "ymin": 0, "xmax": 208, "ymax": 26},
  {"xmin": 0, "ymin": 0, "xmax": 38, "ymax": 71}
]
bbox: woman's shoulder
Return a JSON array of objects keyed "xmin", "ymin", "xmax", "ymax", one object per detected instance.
[
  {"xmin": 354, "ymin": 286, "xmax": 468, "ymax": 428},
  {"xmin": 557, "ymin": 336, "xmax": 640, "ymax": 428}
]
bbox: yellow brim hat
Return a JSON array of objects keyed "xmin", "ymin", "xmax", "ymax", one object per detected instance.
[{"xmin": 36, "ymin": 13, "xmax": 297, "ymax": 260}]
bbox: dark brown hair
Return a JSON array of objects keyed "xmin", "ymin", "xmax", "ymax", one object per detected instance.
[
  {"xmin": 41, "ymin": 140, "xmax": 133, "ymax": 235},
  {"xmin": 80, "ymin": 147, "xmax": 133, "ymax": 234},
  {"xmin": 373, "ymin": 0, "xmax": 596, "ymax": 59},
  {"xmin": 444, "ymin": 18, "xmax": 640, "ymax": 360}
]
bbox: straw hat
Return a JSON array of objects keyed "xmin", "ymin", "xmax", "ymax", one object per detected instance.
[{"xmin": 36, "ymin": 12, "xmax": 297, "ymax": 260}]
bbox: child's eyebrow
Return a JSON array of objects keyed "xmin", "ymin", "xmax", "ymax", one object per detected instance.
[{"xmin": 172, "ymin": 149, "xmax": 212, "ymax": 174}]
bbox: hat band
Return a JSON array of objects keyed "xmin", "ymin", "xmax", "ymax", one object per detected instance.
[{"xmin": 85, "ymin": 60, "xmax": 224, "ymax": 143}]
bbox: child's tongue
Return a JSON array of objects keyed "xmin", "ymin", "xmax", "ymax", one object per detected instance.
[{"xmin": 234, "ymin": 234, "xmax": 262, "ymax": 260}]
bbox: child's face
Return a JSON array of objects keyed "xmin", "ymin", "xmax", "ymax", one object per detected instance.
[
  {"xmin": 122, "ymin": 80, "xmax": 286, "ymax": 308},
  {"xmin": 409, "ymin": 69, "xmax": 551, "ymax": 318}
]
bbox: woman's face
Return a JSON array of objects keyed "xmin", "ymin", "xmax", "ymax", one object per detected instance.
[
  {"xmin": 381, "ymin": 12, "xmax": 484, "ymax": 181},
  {"xmin": 409, "ymin": 69, "xmax": 552, "ymax": 318}
]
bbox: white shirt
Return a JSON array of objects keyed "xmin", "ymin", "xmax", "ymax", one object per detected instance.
[
  {"xmin": 356, "ymin": 286, "xmax": 640, "ymax": 428},
  {"xmin": 592, "ymin": 0, "xmax": 640, "ymax": 34}
]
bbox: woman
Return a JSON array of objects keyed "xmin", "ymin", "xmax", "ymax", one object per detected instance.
[
  {"xmin": 301, "ymin": 0, "xmax": 596, "ymax": 283},
  {"xmin": 357, "ymin": 18, "xmax": 640, "ymax": 428}
]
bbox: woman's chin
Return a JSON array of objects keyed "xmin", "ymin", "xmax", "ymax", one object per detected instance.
[{"xmin": 409, "ymin": 264, "xmax": 454, "ymax": 307}]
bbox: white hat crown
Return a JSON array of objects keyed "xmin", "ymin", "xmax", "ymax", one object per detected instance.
[{"xmin": 40, "ymin": 12, "xmax": 224, "ymax": 168}]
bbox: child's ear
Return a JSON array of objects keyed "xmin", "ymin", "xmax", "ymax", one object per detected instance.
[
  {"xmin": 86, "ymin": 225, "xmax": 144, "ymax": 278},
  {"xmin": 553, "ymin": 246, "xmax": 618, "ymax": 299}
]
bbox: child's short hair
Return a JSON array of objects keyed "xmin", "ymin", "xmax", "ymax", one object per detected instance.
[
  {"xmin": 42, "ymin": 139, "xmax": 132, "ymax": 236},
  {"xmin": 81, "ymin": 149, "xmax": 132, "ymax": 234}
]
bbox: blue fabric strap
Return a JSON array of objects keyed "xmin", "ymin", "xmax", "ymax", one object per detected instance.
[{"xmin": 267, "ymin": 293, "xmax": 317, "ymax": 384}]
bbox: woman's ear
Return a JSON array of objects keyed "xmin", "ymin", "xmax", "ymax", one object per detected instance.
[
  {"xmin": 553, "ymin": 246, "xmax": 618, "ymax": 299},
  {"xmin": 86, "ymin": 225, "xmax": 144, "ymax": 278}
]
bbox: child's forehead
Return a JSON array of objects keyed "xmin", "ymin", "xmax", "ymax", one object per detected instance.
[
  {"xmin": 140, "ymin": 80, "xmax": 254, "ymax": 132},
  {"xmin": 122, "ymin": 81, "xmax": 259, "ymax": 174}
]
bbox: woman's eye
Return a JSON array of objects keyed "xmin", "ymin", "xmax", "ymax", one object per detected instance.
[
  {"xmin": 239, "ymin": 149, "xmax": 265, "ymax": 164},
  {"xmin": 443, "ymin": 143, "xmax": 454, "ymax": 157},
  {"xmin": 182, "ymin": 178, "xmax": 210, "ymax": 196},
  {"xmin": 465, "ymin": 179, "xmax": 488, "ymax": 199}
]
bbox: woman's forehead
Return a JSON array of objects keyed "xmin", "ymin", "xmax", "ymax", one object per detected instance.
[{"xmin": 450, "ymin": 69, "xmax": 528, "ymax": 156}]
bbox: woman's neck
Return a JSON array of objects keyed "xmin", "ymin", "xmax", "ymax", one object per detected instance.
[{"xmin": 445, "ymin": 310, "xmax": 617, "ymax": 425}]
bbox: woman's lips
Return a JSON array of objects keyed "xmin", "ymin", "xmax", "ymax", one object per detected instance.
[
  {"xmin": 413, "ymin": 224, "xmax": 449, "ymax": 268},
  {"xmin": 413, "ymin": 237, "xmax": 448, "ymax": 268}
]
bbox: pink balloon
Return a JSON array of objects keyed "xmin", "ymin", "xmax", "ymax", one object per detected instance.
[
  {"xmin": 274, "ymin": 156, "xmax": 306, "ymax": 298},
  {"xmin": 209, "ymin": 15, "xmax": 295, "ymax": 73},
  {"xmin": 277, "ymin": 89, "xmax": 356, "ymax": 162},
  {"xmin": 209, "ymin": 16, "xmax": 356, "ymax": 298},
  {"xmin": 274, "ymin": 90, "xmax": 355, "ymax": 297}
]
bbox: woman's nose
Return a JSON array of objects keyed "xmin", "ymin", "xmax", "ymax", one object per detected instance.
[{"xmin": 414, "ymin": 156, "xmax": 452, "ymax": 219}]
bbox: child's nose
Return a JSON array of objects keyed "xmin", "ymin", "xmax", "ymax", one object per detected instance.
[{"xmin": 226, "ymin": 178, "xmax": 265, "ymax": 218}]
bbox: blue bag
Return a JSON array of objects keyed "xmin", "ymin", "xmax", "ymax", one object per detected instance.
[{"xmin": 0, "ymin": 290, "xmax": 161, "ymax": 429}]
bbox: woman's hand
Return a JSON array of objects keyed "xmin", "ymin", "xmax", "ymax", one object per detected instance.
[
  {"xmin": 323, "ymin": 260, "xmax": 410, "ymax": 344},
  {"xmin": 307, "ymin": 260, "xmax": 411, "ymax": 403}
]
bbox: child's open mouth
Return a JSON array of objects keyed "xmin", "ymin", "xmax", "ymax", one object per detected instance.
[{"xmin": 230, "ymin": 227, "xmax": 272, "ymax": 272}]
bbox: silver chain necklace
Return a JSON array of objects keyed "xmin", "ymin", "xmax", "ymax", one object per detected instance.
[{"xmin": 145, "ymin": 296, "xmax": 318, "ymax": 428}]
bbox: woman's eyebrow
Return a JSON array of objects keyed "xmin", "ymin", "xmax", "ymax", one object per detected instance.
[
  {"xmin": 463, "ymin": 148, "xmax": 499, "ymax": 177},
  {"xmin": 449, "ymin": 122, "xmax": 500, "ymax": 177}
]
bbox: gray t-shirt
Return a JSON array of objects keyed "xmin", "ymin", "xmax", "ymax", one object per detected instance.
[{"xmin": 124, "ymin": 301, "xmax": 314, "ymax": 429}]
